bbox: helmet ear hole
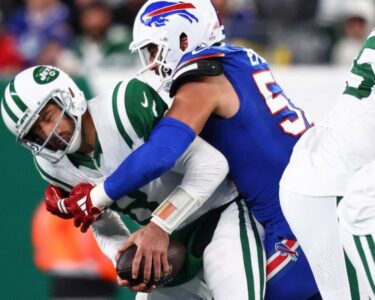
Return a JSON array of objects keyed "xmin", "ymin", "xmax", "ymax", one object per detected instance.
[
  {"xmin": 69, "ymin": 87, "xmax": 75, "ymax": 98},
  {"xmin": 180, "ymin": 33, "xmax": 188, "ymax": 51}
]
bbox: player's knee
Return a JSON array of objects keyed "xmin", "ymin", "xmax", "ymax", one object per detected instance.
[{"xmin": 203, "ymin": 242, "xmax": 252, "ymax": 291}]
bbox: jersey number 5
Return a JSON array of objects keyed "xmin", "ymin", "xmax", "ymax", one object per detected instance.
[{"xmin": 253, "ymin": 69, "xmax": 313, "ymax": 137}]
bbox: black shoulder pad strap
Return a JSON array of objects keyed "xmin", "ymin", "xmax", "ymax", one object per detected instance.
[{"xmin": 169, "ymin": 59, "xmax": 223, "ymax": 97}]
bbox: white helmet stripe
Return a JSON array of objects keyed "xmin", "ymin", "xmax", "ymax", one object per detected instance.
[
  {"xmin": 1, "ymin": 97, "xmax": 19, "ymax": 123},
  {"xmin": 9, "ymin": 80, "xmax": 27, "ymax": 113}
]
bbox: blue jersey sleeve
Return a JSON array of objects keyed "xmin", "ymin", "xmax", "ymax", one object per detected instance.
[{"xmin": 104, "ymin": 117, "xmax": 196, "ymax": 200}]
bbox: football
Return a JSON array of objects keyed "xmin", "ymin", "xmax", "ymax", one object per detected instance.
[{"xmin": 116, "ymin": 239, "xmax": 187, "ymax": 287}]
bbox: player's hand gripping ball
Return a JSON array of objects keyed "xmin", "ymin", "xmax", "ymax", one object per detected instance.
[{"xmin": 116, "ymin": 239, "xmax": 186, "ymax": 287}]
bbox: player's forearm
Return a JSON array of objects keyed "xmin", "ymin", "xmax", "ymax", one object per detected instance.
[
  {"xmin": 103, "ymin": 117, "xmax": 196, "ymax": 200},
  {"xmin": 173, "ymin": 136, "xmax": 229, "ymax": 205},
  {"xmin": 91, "ymin": 210, "xmax": 130, "ymax": 265},
  {"xmin": 151, "ymin": 137, "xmax": 229, "ymax": 234}
]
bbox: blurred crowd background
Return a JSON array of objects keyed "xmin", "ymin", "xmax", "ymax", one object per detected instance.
[{"xmin": 0, "ymin": 0, "xmax": 374, "ymax": 78}]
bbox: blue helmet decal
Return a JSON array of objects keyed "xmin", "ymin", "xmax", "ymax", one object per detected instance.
[{"xmin": 141, "ymin": 1, "xmax": 198, "ymax": 27}]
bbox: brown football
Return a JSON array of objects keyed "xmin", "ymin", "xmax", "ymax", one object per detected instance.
[{"xmin": 116, "ymin": 239, "xmax": 186, "ymax": 287}]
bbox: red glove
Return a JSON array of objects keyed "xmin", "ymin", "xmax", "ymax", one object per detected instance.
[
  {"xmin": 44, "ymin": 185, "xmax": 73, "ymax": 219},
  {"xmin": 66, "ymin": 183, "xmax": 103, "ymax": 233}
]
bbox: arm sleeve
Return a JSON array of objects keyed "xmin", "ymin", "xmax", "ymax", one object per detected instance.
[
  {"xmin": 104, "ymin": 116, "xmax": 196, "ymax": 200},
  {"xmin": 149, "ymin": 136, "xmax": 229, "ymax": 233},
  {"xmin": 171, "ymin": 136, "xmax": 229, "ymax": 206},
  {"xmin": 91, "ymin": 209, "xmax": 130, "ymax": 266}
]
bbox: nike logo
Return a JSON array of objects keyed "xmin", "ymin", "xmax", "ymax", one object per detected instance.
[
  {"xmin": 191, "ymin": 47, "xmax": 208, "ymax": 55},
  {"xmin": 141, "ymin": 91, "xmax": 158, "ymax": 117},
  {"xmin": 141, "ymin": 92, "xmax": 148, "ymax": 107}
]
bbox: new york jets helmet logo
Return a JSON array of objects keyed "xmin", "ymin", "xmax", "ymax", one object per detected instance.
[{"xmin": 33, "ymin": 66, "xmax": 60, "ymax": 84}]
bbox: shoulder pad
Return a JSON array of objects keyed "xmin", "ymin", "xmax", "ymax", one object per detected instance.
[
  {"xmin": 170, "ymin": 60, "xmax": 223, "ymax": 97},
  {"xmin": 178, "ymin": 46, "xmax": 226, "ymax": 66}
]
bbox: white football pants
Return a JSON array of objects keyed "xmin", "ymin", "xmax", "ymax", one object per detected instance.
[
  {"xmin": 337, "ymin": 160, "xmax": 375, "ymax": 299},
  {"xmin": 280, "ymin": 188, "xmax": 368, "ymax": 300},
  {"xmin": 139, "ymin": 199, "xmax": 266, "ymax": 300}
]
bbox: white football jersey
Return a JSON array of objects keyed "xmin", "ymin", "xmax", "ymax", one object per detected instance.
[
  {"xmin": 35, "ymin": 78, "xmax": 238, "ymax": 228},
  {"xmin": 281, "ymin": 29, "xmax": 375, "ymax": 196},
  {"xmin": 337, "ymin": 158, "xmax": 375, "ymax": 235}
]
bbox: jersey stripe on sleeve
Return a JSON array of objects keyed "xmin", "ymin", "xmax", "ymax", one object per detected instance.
[
  {"xmin": 112, "ymin": 81, "xmax": 134, "ymax": 149},
  {"xmin": 34, "ymin": 159, "xmax": 73, "ymax": 191}
]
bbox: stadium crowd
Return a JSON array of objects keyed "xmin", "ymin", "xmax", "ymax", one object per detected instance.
[{"xmin": 0, "ymin": 0, "xmax": 373, "ymax": 78}]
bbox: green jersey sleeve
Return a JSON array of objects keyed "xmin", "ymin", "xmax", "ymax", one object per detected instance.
[
  {"xmin": 124, "ymin": 78, "xmax": 169, "ymax": 140},
  {"xmin": 344, "ymin": 32, "xmax": 375, "ymax": 99}
]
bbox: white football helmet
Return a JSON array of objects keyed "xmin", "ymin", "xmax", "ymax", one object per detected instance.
[
  {"xmin": 1, "ymin": 65, "xmax": 87, "ymax": 163},
  {"xmin": 130, "ymin": 0, "xmax": 225, "ymax": 91}
]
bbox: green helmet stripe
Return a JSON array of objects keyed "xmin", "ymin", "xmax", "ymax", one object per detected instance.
[
  {"xmin": 2, "ymin": 97, "xmax": 19, "ymax": 123},
  {"xmin": 9, "ymin": 80, "xmax": 27, "ymax": 112}
]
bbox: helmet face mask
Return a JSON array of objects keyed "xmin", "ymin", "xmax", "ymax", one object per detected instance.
[
  {"xmin": 134, "ymin": 39, "xmax": 173, "ymax": 90},
  {"xmin": 1, "ymin": 65, "xmax": 87, "ymax": 164},
  {"xmin": 18, "ymin": 89, "xmax": 82, "ymax": 163},
  {"xmin": 130, "ymin": 0, "xmax": 225, "ymax": 91}
]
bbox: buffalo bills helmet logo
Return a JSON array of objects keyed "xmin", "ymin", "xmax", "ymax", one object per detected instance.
[
  {"xmin": 141, "ymin": 1, "xmax": 198, "ymax": 27},
  {"xmin": 275, "ymin": 242, "xmax": 299, "ymax": 261}
]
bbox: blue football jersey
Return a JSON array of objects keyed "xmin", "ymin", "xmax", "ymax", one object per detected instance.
[{"xmin": 174, "ymin": 45, "xmax": 314, "ymax": 225}]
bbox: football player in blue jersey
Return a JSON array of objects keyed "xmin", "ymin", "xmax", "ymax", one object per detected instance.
[{"xmin": 64, "ymin": 0, "xmax": 319, "ymax": 298}]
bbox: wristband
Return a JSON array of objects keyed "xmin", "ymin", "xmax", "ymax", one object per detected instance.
[
  {"xmin": 91, "ymin": 182, "xmax": 114, "ymax": 209},
  {"xmin": 151, "ymin": 186, "xmax": 200, "ymax": 234}
]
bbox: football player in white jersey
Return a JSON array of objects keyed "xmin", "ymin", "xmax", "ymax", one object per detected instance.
[
  {"xmin": 1, "ymin": 65, "xmax": 266, "ymax": 299},
  {"xmin": 280, "ymin": 29, "xmax": 375, "ymax": 299},
  {"xmin": 337, "ymin": 158, "xmax": 375, "ymax": 299}
]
